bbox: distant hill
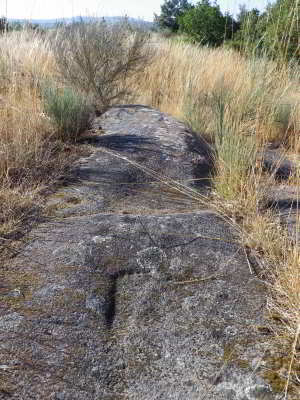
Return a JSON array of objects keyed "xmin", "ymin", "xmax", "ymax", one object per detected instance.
[{"xmin": 8, "ymin": 16, "xmax": 154, "ymax": 29}]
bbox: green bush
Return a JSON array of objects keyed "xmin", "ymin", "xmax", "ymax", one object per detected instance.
[
  {"xmin": 183, "ymin": 81, "xmax": 257, "ymax": 199},
  {"xmin": 178, "ymin": 1, "xmax": 233, "ymax": 46},
  {"xmin": 53, "ymin": 19, "xmax": 152, "ymax": 112},
  {"xmin": 211, "ymin": 86, "xmax": 257, "ymax": 200},
  {"xmin": 42, "ymin": 85, "xmax": 91, "ymax": 142},
  {"xmin": 230, "ymin": 0, "xmax": 299, "ymax": 63},
  {"xmin": 155, "ymin": 0, "xmax": 193, "ymax": 32}
]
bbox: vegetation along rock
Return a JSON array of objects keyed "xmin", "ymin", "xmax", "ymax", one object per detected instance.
[{"xmin": 0, "ymin": 106, "xmax": 281, "ymax": 399}]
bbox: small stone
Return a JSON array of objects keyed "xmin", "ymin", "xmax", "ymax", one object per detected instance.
[
  {"xmin": 225, "ymin": 326, "xmax": 238, "ymax": 337},
  {"xmin": 55, "ymin": 392, "xmax": 65, "ymax": 400},
  {"xmin": 245, "ymin": 384, "xmax": 273, "ymax": 399},
  {"xmin": 34, "ymin": 284, "xmax": 65, "ymax": 298},
  {"xmin": 92, "ymin": 235, "xmax": 112, "ymax": 244},
  {"xmin": 7, "ymin": 288, "xmax": 23, "ymax": 298},
  {"xmin": 0, "ymin": 312, "xmax": 24, "ymax": 331},
  {"xmin": 85, "ymin": 294, "xmax": 107, "ymax": 314},
  {"xmin": 136, "ymin": 247, "xmax": 166, "ymax": 275},
  {"xmin": 91, "ymin": 366, "xmax": 100, "ymax": 377},
  {"xmin": 170, "ymin": 257, "xmax": 181, "ymax": 271}
]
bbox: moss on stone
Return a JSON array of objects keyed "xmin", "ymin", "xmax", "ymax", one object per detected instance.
[
  {"xmin": 263, "ymin": 354, "xmax": 300, "ymax": 395},
  {"xmin": 0, "ymin": 268, "xmax": 42, "ymax": 311},
  {"xmin": 262, "ymin": 370, "xmax": 286, "ymax": 393}
]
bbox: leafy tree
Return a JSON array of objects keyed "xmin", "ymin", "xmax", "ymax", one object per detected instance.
[
  {"xmin": 179, "ymin": 1, "xmax": 230, "ymax": 46},
  {"xmin": 223, "ymin": 12, "xmax": 239, "ymax": 39},
  {"xmin": 8, "ymin": 21, "xmax": 23, "ymax": 31},
  {"xmin": 0, "ymin": 17, "xmax": 7, "ymax": 33},
  {"xmin": 155, "ymin": 0, "xmax": 193, "ymax": 32}
]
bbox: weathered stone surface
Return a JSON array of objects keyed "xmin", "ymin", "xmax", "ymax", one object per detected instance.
[
  {"xmin": 0, "ymin": 106, "xmax": 280, "ymax": 399},
  {"xmin": 261, "ymin": 149, "xmax": 298, "ymax": 180},
  {"xmin": 260, "ymin": 149, "xmax": 299, "ymax": 241},
  {"xmin": 0, "ymin": 312, "xmax": 24, "ymax": 332},
  {"xmin": 266, "ymin": 184, "xmax": 299, "ymax": 241}
]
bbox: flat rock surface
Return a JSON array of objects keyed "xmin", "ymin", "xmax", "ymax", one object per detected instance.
[{"xmin": 0, "ymin": 106, "xmax": 280, "ymax": 399}]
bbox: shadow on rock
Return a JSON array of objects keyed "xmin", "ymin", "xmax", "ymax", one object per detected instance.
[{"xmin": 82, "ymin": 134, "xmax": 158, "ymax": 153}]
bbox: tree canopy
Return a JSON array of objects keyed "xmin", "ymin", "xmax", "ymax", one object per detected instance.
[
  {"xmin": 155, "ymin": 0, "xmax": 299, "ymax": 63},
  {"xmin": 155, "ymin": 0, "xmax": 193, "ymax": 32},
  {"xmin": 178, "ymin": 1, "xmax": 234, "ymax": 46}
]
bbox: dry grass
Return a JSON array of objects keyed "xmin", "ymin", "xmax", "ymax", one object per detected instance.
[
  {"xmin": 0, "ymin": 26, "xmax": 299, "ymax": 396},
  {"xmin": 132, "ymin": 37, "xmax": 300, "ymax": 396},
  {"xmin": 0, "ymin": 31, "xmax": 55, "ymax": 181},
  {"xmin": 0, "ymin": 23, "xmax": 151, "ymax": 237},
  {"xmin": 0, "ymin": 22, "xmax": 151, "ymax": 237},
  {"xmin": 0, "ymin": 30, "xmax": 80, "ymax": 239},
  {"xmin": 0, "ymin": 188, "xmax": 38, "ymax": 237},
  {"xmin": 133, "ymin": 37, "xmax": 300, "ymax": 149},
  {"xmin": 242, "ymin": 205, "xmax": 300, "ymax": 398},
  {"xmin": 0, "ymin": 31, "xmax": 51, "ymax": 236}
]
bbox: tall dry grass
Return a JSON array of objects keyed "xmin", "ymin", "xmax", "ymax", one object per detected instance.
[
  {"xmin": 0, "ymin": 30, "xmax": 74, "ymax": 237},
  {"xmin": 134, "ymin": 38, "xmax": 300, "ymax": 150},
  {"xmin": 133, "ymin": 38, "xmax": 299, "ymax": 208},
  {"xmin": 0, "ymin": 23, "xmax": 151, "ymax": 237},
  {"xmin": 0, "ymin": 31, "xmax": 55, "ymax": 183},
  {"xmin": 133, "ymin": 37, "xmax": 300, "ymax": 396},
  {"xmin": 0, "ymin": 26, "xmax": 299, "ymax": 396}
]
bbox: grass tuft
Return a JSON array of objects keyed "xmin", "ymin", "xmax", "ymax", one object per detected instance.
[{"xmin": 42, "ymin": 84, "xmax": 92, "ymax": 142}]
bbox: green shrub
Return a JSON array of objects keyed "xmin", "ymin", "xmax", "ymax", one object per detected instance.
[
  {"xmin": 184, "ymin": 81, "xmax": 257, "ymax": 200},
  {"xmin": 178, "ymin": 1, "xmax": 234, "ymax": 46},
  {"xmin": 155, "ymin": 0, "xmax": 193, "ymax": 32},
  {"xmin": 230, "ymin": 0, "xmax": 299, "ymax": 63},
  {"xmin": 211, "ymin": 87, "xmax": 257, "ymax": 200},
  {"xmin": 42, "ymin": 85, "xmax": 91, "ymax": 142},
  {"xmin": 52, "ymin": 19, "xmax": 152, "ymax": 112},
  {"xmin": 213, "ymin": 116, "xmax": 257, "ymax": 200}
]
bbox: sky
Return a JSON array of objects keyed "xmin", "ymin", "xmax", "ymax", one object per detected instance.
[{"xmin": 1, "ymin": 1, "xmax": 272, "ymax": 21}]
